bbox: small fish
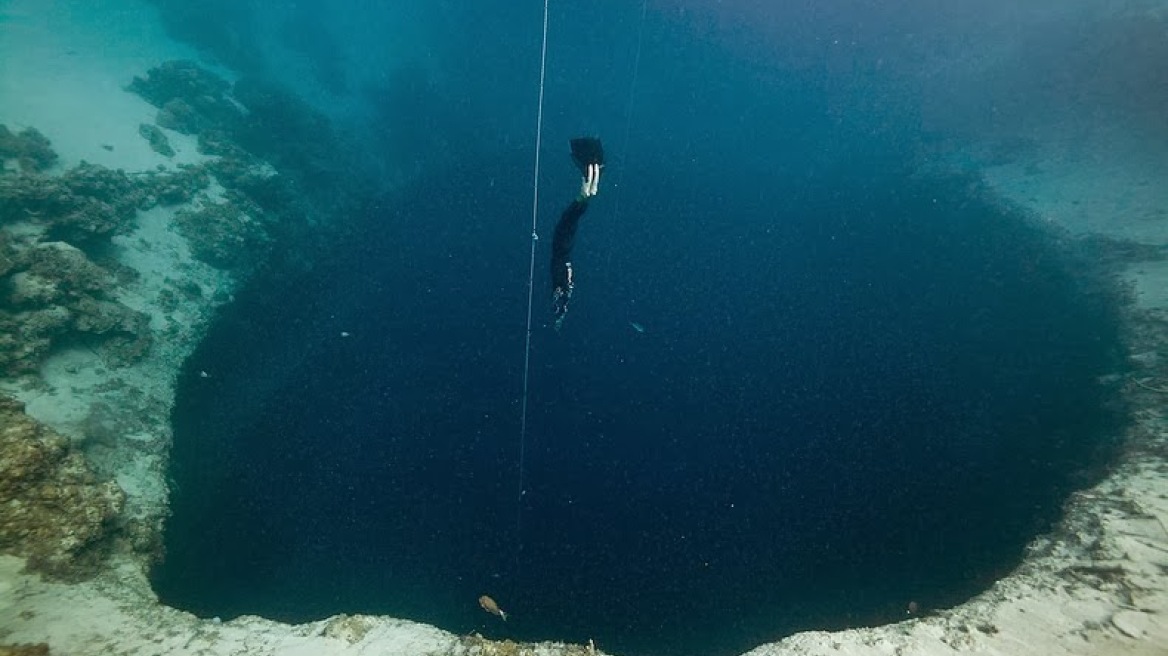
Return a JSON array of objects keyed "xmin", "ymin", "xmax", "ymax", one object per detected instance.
[
  {"xmin": 629, "ymin": 321, "xmax": 645, "ymax": 333},
  {"xmin": 478, "ymin": 594, "xmax": 507, "ymax": 621}
]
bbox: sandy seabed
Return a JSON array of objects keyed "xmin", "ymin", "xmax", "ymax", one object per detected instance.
[{"xmin": 1, "ymin": 1, "xmax": 1166, "ymax": 655}]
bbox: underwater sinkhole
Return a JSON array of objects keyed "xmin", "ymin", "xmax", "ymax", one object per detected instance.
[{"xmin": 154, "ymin": 151, "xmax": 1125, "ymax": 656}]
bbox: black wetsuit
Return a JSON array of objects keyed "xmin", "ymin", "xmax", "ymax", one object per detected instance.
[
  {"xmin": 551, "ymin": 136, "xmax": 603, "ymax": 329},
  {"xmin": 550, "ymin": 197, "xmax": 589, "ymax": 329}
]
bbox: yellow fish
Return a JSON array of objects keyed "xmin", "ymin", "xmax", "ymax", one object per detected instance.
[{"xmin": 478, "ymin": 594, "xmax": 507, "ymax": 621}]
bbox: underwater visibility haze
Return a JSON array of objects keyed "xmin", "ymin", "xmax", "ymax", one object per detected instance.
[{"xmin": 148, "ymin": 2, "xmax": 1137, "ymax": 655}]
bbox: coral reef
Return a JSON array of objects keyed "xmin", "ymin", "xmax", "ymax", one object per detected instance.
[
  {"xmin": 173, "ymin": 196, "xmax": 272, "ymax": 270},
  {"xmin": 137, "ymin": 123, "xmax": 175, "ymax": 158},
  {"xmin": 137, "ymin": 164, "xmax": 211, "ymax": 206},
  {"xmin": 0, "ymin": 129, "xmax": 224, "ymax": 375},
  {"xmin": 0, "ymin": 163, "xmax": 141, "ymax": 246},
  {"xmin": 157, "ymin": 98, "xmax": 208, "ymax": 135},
  {"xmin": 0, "ymin": 81, "xmax": 336, "ymax": 382},
  {"xmin": 205, "ymin": 156, "xmax": 285, "ymax": 209},
  {"xmin": 129, "ymin": 61, "xmax": 359, "ymax": 199},
  {"xmin": 126, "ymin": 61, "xmax": 339, "ymax": 274},
  {"xmin": 127, "ymin": 60, "xmax": 242, "ymax": 133},
  {"xmin": 0, "ymin": 125, "xmax": 57, "ymax": 172},
  {"xmin": 0, "ymin": 395, "xmax": 125, "ymax": 578},
  {"xmin": 12, "ymin": 241, "xmax": 114, "ymax": 303},
  {"xmin": 0, "ymin": 161, "xmax": 211, "ymax": 246},
  {"xmin": 128, "ymin": 59, "xmax": 231, "ymax": 105},
  {"xmin": 0, "ymin": 241, "xmax": 152, "ymax": 375},
  {"xmin": 195, "ymin": 128, "xmax": 240, "ymax": 157}
]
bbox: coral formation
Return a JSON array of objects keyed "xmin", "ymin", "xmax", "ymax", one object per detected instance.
[
  {"xmin": 205, "ymin": 156, "xmax": 289, "ymax": 211},
  {"xmin": 129, "ymin": 61, "xmax": 356, "ymax": 198},
  {"xmin": 137, "ymin": 164, "xmax": 211, "ymax": 206},
  {"xmin": 13, "ymin": 241, "xmax": 113, "ymax": 303},
  {"xmin": 126, "ymin": 60, "xmax": 385, "ymax": 293},
  {"xmin": 137, "ymin": 123, "xmax": 175, "ymax": 158},
  {"xmin": 173, "ymin": 197, "xmax": 272, "ymax": 270},
  {"xmin": 0, "ymin": 126, "xmax": 57, "ymax": 172},
  {"xmin": 157, "ymin": 98, "xmax": 207, "ymax": 135},
  {"xmin": 0, "ymin": 395, "xmax": 125, "ymax": 578},
  {"xmin": 127, "ymin": 60, "xmax": 242, "ymax": 133},
  {"xmin": 195, "ymin": 128, "xmax": 240, "ymax": 157},
  {"xmin": 0, "ymin": 117, "xmax": 285, "ymax": 371},
  {"xmin": 0, "ymin": 241, "xmax": 152, "ymax": 375},
  {"xmin": 0, "ymin": 128, "xmax": 226, "ymax": 375},
  {"xmin": 126, "ymin": 61, "xmax": 336, "ymax": 273},
  {"xmin": 0, "ymin": 163, "xmax": 141, "ymax": 246},
  {"xmin": 0, "ymin": 158, "xmax": 210, "ymax": 247}
]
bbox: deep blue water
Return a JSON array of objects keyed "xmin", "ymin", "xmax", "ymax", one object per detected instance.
[{"xmin": 151, "ymin": 2, "xmax": 1132, "ymax": 656}]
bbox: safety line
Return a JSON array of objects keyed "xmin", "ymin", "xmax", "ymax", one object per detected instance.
[{"xmin": 517, "ymin": 0, "xmax": 551, "ymax": 563}]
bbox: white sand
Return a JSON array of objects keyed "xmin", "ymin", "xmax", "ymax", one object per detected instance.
[
  {"xmin": 1, "ymin": 1, "xmax": 1165, "ymax": 655},
  {"xmin": 0, "ymin": 0, "xmax": 225, "ymax": 171}
]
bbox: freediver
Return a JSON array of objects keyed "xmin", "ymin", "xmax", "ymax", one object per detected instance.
[{"xmin": 550, "ymin": 137, "xmax": 604, "ymax": 330}]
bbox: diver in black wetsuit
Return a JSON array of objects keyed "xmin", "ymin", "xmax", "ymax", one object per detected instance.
[{"xmin": 551, "ymin": 137, "xmax": 604, "ymax": 330}]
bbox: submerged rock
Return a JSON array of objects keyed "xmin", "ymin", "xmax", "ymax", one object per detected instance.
[
  {"xmin": 0, "ymin": 161, "xmax": 204, "ymax": 248},
  {"xmin": 174, "ymin": 198, "xmax": 272, "ymax": 270},
  {"xmin": 138, "ymin": 123, "xmax": 175, "ymax": 158},
  {"xmin": 0, "ymin": 163, "xmax": 142, "ymax": 246},
  {"xmin": 157, "ymin": 98, "xmax": 206, "ymax": 135},
  {"xmin": 0, "ymin": 395, "xmax": 126, "ymax": 579},
  {"xmin": 128, "ymin": 60, "xmax": 243, "ymax": 139},
  {"xmin": 0, "ymin": 242, "xmax": 151, "ymax": 374},
  {"xmin": 0, "ymin": 125, "xmax": 57, "ymax": 172}
]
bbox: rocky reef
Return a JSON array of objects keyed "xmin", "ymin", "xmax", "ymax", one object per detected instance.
[
  {"xmin": 0, "ymin": 105, "xmax": 324, "ymax": 375},
  {"xmin": 0, "ymin": 141, "xmax": 212, "ymax": 376},
  {"xmin": 173, "ymin": 197, "xmax": 272, "ymax": 269},
  {"xmin": 0, "ymin": 155, "xmax": 212, "ymax": 244},
  {"xmin": 137, "ymin": 123, "xmax": 175, "ymax": 158},
  {"xmin": 129, "ymin": 59, "xmax": 346, "ymax": 190},
  {"xmin": 0, "ymin": 240, "xmax": 152, "ymax": 375},
  {"xmin": 127, "ymin": 60, "xmax": 241, "ymax": 135},
  {"xmin": 0, "ymin": 395, "xmax": 125, "ymax": 578},
  {"xmin": 126, "ymin": 61, "xmax": 358, "ymax": 274},
  {"xmin": 0, "ymin": 126, "xmax": 56, "ymax": 173},
  {"xmin": 0, "ymin": 57, "xmax": 355, "ymax": 591}
]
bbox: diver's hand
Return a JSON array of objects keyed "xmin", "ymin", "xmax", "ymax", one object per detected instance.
[{"xmin": 579, "ymin": 163, "xmax": 601, "ymax": 198}]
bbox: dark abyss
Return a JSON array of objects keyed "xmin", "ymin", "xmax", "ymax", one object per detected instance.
[
  {"xmin": 154, "ymin": 147, "xmax": 1125, "ymax": 656},
  {"xmin": 149, "ymin": 3, "xmax": 1129, "ymax": 655}
]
